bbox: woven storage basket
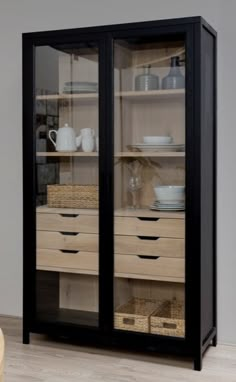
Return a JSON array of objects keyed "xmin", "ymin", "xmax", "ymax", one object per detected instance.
[
  {"xmin": 114, "ymin": 298, "xmax": 160, "ymax": 333},
  {"xmin": 47, "ymin": 184, "xmax": 98, "ymax": 209},
  {"xmin": 150, "ymin": 300, "xmax": 185, "ymax": 337}
]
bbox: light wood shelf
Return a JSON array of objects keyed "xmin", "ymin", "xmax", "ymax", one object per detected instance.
[
  {"xmin": 36, "ymin": 89, "xmax": 185, "ymax": 102},
  {"xmin": 37, "ymin": 205, "xmax": 185, "ymax": 219},
  {"xmin": 36, "ymin": 151, "xmax": 185, "ymax": 158}
]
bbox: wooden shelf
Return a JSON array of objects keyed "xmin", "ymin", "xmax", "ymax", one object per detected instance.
[
  {"xmin": 37, "ymin": 151, "xmax": 185, "ymax": 158},
  {"xmin": 117, "ymin": 151, "xmax": 185, "ymax": 157},
  {"xmin": 37, "ymin": 205, "xmax": 185, "ymax": 219},
  {"xmin": 36, "ymin": 89, "xmax": 185, "ymax": 102},
  {"xmin": 37, "ymin": 152, "xmax": 98, "ymax": 157},
  {"xmin": 37, "ymin": 308, "xmax": 98, "ymax": 327},
  {"xmin": 117, "ymin": 89, "xmax": 185, "ymax": 100}
]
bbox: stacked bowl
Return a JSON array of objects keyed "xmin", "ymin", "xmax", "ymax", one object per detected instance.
[{"xmin": 151, "ymin": 186, "xmax": 185, "ymax": 211}]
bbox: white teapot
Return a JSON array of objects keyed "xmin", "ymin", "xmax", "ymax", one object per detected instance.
[
  {"xmin": 77, "ymin": 128, "xmax": 95, "ymax": 152},
  {"xmin": 49, "ymin": 123, "xmax": 81, "ymax": 152}
]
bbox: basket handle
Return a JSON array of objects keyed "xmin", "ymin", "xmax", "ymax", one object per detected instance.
[
  {"xmin": 137, "ymin": 236, "xmax": 160, "ymax": 240},
  {"xmin": 151, "ymin": 322, "xmax": 177, "ymax": 330},
  {"xmin": 162, "ymin": 322, "xmax": 177, "ymax": 330},
  {"xmin": 123, "ymin": 318, "xmax": 135, "ymax": 325}
]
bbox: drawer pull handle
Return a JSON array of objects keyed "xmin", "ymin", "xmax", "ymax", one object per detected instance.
[
  {"xmin": 60, "ymin": 232, "xmax": 79, "ymax": 236},
  {"xmin": 60, "ymin": 214, "xmax": 79, "ymax": 218},
  {"xmin": 138, "ymin": 217, "xmax": 159, "ymax": 222},
  {"xmin": 137, "ymin": 236, "xmax": 160, "ymax": 241},
  {"xmin": 138, "ymin": 255, "xmax": 160, "ymax": 260},
  {"xmin": 60, "ymin": 250, "xmax": 79, "ymax": 254},
  {"xmin": 123, "ymin": 318, "xmax": 135, "ymax": 325}
]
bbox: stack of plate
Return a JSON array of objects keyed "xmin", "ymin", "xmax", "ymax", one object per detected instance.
[
  {"xmin": 63, "ymin": 81, "xmax": 98, "ymax": 94},
  {"xmin": 151, "ymin": 185, "xmax": 185, "ymax": 211},
  {"xmin": 131, "ymin": 136, "xmax": 184, "ymax": 152},
  {"xmin": 130, "ymin": 143, "xmax": 185, "ymax": 152},
  {"xmin": 150, "ymin": 200, "xmax": 185, "ymax": 211}
]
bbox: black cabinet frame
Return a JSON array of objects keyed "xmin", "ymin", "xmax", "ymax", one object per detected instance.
[{"xmin": 23, "ymin": 16, "xmax": 217, "ymax": 371}]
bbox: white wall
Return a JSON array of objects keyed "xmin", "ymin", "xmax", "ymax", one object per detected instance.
[{"xmin": 0, "ymin": 0, "xmax": 235, "ymax": 344}]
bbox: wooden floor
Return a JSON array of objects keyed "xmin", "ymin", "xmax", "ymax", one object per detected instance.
[{"xmin": 0, "ymin": 316, "xmax": 236, "ymax": 381}]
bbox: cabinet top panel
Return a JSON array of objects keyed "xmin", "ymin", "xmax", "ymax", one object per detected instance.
[{"xmin": 22, "ymin": 16, "xmax": 216, "ymax": 42}]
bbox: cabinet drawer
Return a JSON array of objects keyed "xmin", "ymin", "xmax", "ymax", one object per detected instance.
[
  {"xmin": 115, "ymin": 254, "xmax": 185, "ymax": 282},
  {"xmin": 37, "ymin": 231, "xmax": 98, "ymax": 252},
  {"xmin": 115, "ymin": 236, "xmax": 184, "ymax": 258},
  {"xmin": 37, "ymin": 249, "xmax": 98, "ymax": 274},
  {"xmin": 37, "ymin": 213, "xmax": 98, "ymax": 234},
  {"xmin": 115, "ymin": 217, "xmax": 184, "ymax": 238}
]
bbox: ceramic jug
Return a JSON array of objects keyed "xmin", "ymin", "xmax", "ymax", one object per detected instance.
[
  {"xmin": 77, "ymin": 128, "xmax": 95, "ymax": 152},
  {"xmin": 49, "ymin": 123, "xmax": 81, "ymax": 152}
]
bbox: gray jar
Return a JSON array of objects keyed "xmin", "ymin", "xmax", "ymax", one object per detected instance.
[
  {"xmin": 162, "ymin": 56, "xmax": 185, "ymax": 90},
  {"xmin": 135, "ymin": 66, "xmax": 159, "ymax": 91}
]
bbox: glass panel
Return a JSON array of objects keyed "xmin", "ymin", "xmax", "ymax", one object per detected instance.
[
  {"xmin": 35, "ymin": 44, "xmax": 99, "ymax": 327},
  {"xmin": 113, "ymin": 38, "xmax": 186, "ymax": 337}
]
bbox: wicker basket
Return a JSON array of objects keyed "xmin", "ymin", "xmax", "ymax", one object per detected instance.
[
  {"xmin": 47, "ymin": 184, "xmax": 98, "ymax": 209},
  {"xmin": 114, "ymin": 298, "xmax": 159, "ymax": 333},
  {"xmin": 150, "ymin": 300, "xmax": 185, "ymax": 337}
]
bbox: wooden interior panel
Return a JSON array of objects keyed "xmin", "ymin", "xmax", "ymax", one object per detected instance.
[{"xmin": 60, "ymin": 273, "xmax": 98, "ymax": 312}]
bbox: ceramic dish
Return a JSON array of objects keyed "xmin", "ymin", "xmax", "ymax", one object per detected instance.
[
  {"xmin": 143, "ymin": 136, "xmax": 172, "ymax": 144},
  {"xmin": 154, "ymin": 185, "xmax": 185, "ymax": 202}
]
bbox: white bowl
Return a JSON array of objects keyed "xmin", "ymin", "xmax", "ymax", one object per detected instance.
[
  {"xmin": 154, "ymin": 186, "xmax": 185, "ymax": 203},
  {"xmin": 143, "ymin": 136, "xmax": 172, "ymax": 144}
]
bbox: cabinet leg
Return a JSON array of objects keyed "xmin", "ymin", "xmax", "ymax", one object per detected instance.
[
  {"xmin": 23, "ymin": 329, "xmax": 30, "ymax": 344},
  {"xmin": 212, "ymin": 334, "xmax": 217, "ymax": 347},
  {"xmin": 193, "ymin": 354, "xmax": 202, "ymax": 371}
]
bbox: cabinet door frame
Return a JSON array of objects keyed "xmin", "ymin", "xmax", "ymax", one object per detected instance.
[
  {"xmin": 106, "ymin": 23, "xmax": 197, "ymax": 352},
  {"xmin": 22, "ymin": 31, "xmax": 109, "ymax": 338}
]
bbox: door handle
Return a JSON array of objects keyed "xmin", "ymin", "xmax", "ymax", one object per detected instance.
[
  {"xmin": 137, "ymin": 217, "xmax": 159, "ymax": 221},
  {"xmin": 137, "ymin": 255, "xmax": 160, "ymax": 260},
  {"xmin": 137, "ymin": 236, "xmax": 160, "ymax": 240}
]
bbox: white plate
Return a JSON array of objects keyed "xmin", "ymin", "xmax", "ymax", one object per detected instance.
[
  {"xmin": 150, "ymin": 206, "xmax": 185, "ymax": 211},
  {"xmin": 131, "ymin": 144, "xmax": 185, "ymax": 152}
]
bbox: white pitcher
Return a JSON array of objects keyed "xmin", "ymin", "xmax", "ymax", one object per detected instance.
[
  {"xmin": 77, "ymin": 128, "xmax": 95, "ymax": 152},
  {"xmin": 49, "ymin": 123, "xmax": 81, "ymax": 152}
]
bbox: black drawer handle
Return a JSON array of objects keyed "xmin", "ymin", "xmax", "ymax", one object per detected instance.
[
  {"xmin": 60, "ymin": 232, "xmax": 79, "ymax": 236},
  {"xmin": 137, "ymin": 236, "xmax": 160, "ymax": 241},
  {"xmin": 138, "ymin": 255, "xmax": 160, "ymax": 260},
  {"xmin": 60, "ymin": 214, "xmax": 79, "ymax": 218},
  {"xmin": 60, "ymin": 250, "xmax": 79, "ymax": 254},
  {"xmin": 138, "ymin": 217, "xmax": 159, "ymax": 221}
]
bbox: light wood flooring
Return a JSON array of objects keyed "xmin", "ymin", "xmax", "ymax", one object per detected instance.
[{"xmin": 0, "ymin": 316, "xmax": 236, "ymax": 381}]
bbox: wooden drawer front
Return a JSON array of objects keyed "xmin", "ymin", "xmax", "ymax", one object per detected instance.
[
  {"xmin": 37, "ymin": 231, "xmax": 98, "ymax": 252},
  {"xmin": 37, "ymin": 249, "xmax": 98, "ymax": 274},
  {"xmin": 37, "ymin": 213, "xmax": 98, "ymax": 234},
  {"xmin": 115, "ymin": 217, "xmax": 184, "ymax": 238},
  {"xmin": 115, "ymin": 236, "xmax": 184, "ymax": 258},
  {"xmin": 115, "ymin": 255, "xmax": 185, "ymax": 282}
]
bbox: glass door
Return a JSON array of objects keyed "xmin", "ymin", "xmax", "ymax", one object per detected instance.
[
  {"xmin": 113, "ymin": 37, "xmax": 186, "ymax": 337},
  {"xmin": 35, "ymin": 42, "xmax": 99, "ymax": 327}
]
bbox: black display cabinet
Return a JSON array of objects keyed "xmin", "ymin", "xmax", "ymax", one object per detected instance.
[{"xmin": 23, "ymin": 16, "xmax": 217, "ymax": 370}]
